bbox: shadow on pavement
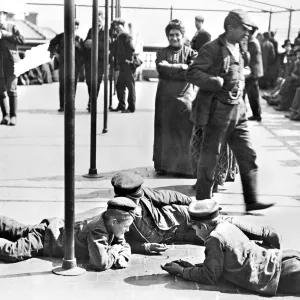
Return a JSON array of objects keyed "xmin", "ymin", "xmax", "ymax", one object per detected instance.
[{"xmin": 124, "ymin": 274, "xmax": 251, "ymax": 295}]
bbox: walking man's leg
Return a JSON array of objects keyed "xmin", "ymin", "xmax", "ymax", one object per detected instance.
[
  {"xmin": 227, "ymin": 107, "xmax": 274, "ymax": 211},
  {"xmin": 196, "ymin": 105, "xmax": 230, "ymax": 199}
]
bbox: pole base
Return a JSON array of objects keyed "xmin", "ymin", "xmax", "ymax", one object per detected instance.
[
  {"xmin": 82, "ymin": 169, "xmax": 103, "ymax": 178},
  {"xmin": 102, "ymin": 128, "xmax": 108, "ymax": 134},
  {"xmin": 52, "ymin": 266, "xmax": 86, "ymax": 276}
]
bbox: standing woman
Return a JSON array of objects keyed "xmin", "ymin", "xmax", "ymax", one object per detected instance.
[{"xmin": 153, "ymin": 19, "xmax": 198, "ymax": 176}]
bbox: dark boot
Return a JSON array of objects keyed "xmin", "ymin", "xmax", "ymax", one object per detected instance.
[
  {"xmin": 0, "ymin": 96, "xmax": 10, "ymax": 125},
  {"xmin": 9, "ymin": 95, "xmax": 18, "ymax": 126},
  {"xmin": 241, "ymin": 170, "xmax": 275, "ymax": 212}
]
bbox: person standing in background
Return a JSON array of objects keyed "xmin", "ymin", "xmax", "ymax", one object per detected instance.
[
  {"xmin": 83, "ymin": 11, "xmax": 105, "ymax": 113},
  {"xmin": 260, "ymin": 32, "xmax": 276, "ymax": 89},
  {"xmin": 190, "ymin": 15, "xmax": 211, "ymax": 53},
  {"xmin": 0, "ymin": 10, "xmax": 24, "ymax": 126},
  {"xmin": 245, "ymin": 26, "xmax": 264, "ymax": 121},
  {"xmin": 110, "ymin": 18, "xmax": 136, "ymax": 113},
  {"xmin": 48, "ymin": 19, "xmax": 84, "ymax": 112},
  {"xmin": 153, "ymin": 19, "xmax": 198, "ymax": 176}
]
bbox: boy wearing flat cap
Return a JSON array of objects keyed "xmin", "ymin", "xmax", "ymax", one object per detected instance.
[
  {"xmin": 111, "ymin": 172, "xmax": 280, "ymax": 255},
  {"xmin": 162, "ymin": 199, "xmax": 300, "ymax": 296},
  {"xmin": 186, "ymin": 9, "xmax": 274, "ymax": 212},
  {"xmin": 0, "ymin": 197, "xmax": 136, "ymax": 271}
]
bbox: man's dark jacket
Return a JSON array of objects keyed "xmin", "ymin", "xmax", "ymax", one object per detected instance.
[{"xmin": 186, "ymin": 33, "xmax": 246, "ymax": 127}]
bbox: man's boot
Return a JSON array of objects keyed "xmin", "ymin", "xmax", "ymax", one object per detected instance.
[
  {"xmin": 241, "ymin": 170, "xmax": 275, "ymax": 212},
  {"xmin": 0, "ymin": 96, "xmax": 10, "ymax": 125},
  {"xmin": 9, "ymin": 95, "xmax": 18, "ymax": 126}
]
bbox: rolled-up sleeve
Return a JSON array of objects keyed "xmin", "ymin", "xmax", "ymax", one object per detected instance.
[{"xmin": 182, "ymin": 236, "xmax": 224, "ymax": 285}]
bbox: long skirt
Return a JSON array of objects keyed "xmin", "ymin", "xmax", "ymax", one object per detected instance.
[{"xmin": 189, "ymin": 125, "xmax": 238, "ymax": 185}]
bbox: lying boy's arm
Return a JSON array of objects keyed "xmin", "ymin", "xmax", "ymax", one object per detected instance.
[
  {"xmin": 87, "ymin": 231, "xmax": 124, "ymax": 271},
  {"xmin": 181, "ymin": 236, "xmax": 224, "ymax": 285},
  {"xmin": 113, "ymin": 235, "xmax": 131, "ymax": 262}
]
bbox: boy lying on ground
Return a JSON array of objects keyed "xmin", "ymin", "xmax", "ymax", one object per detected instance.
[
  {"xmin": 162, "ymin": 199, "xmax": 300, "ymax": 296},
  {"xmin": 0, "ymin": 197, "xmax": 136, "ymax": 271}
]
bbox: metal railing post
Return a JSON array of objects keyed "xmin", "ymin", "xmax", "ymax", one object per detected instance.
[
  {"xmin": 83, "ymin": 0, "xmax": 103, "ymax": 178},
  {"xmin": 53, "ymin": 0, "xmax": 85, "ymax": 276}
]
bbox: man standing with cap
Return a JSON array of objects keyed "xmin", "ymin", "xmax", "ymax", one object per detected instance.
[
  {"xmin": 48, "ymin": 19, "xmax": 84, "ymax": 112},
  {"xmin": 162, "ymin": 199, "xmax": 300, "ymax": 296},
  {"xmin": 0, "ymin": 10, "xmax": 24, "ymax": 126},
  {"xmin": 111, "ymin": 172, "xmax": 279, "ymax": 254},
  {"xmin": 83, "ymin": 11, "xmax": 105, "ymax": 112},
  {"xmin": 186, "ymin": 9, "xmax": 274, "ymax": 212},
  {"xmin": 190, "ymin": 15, "xmax": 211, "ymax": 53},
  {"xmin": 109, "ymin": 18, "xmax": 136, "ymax": 113},
  {"xmin": 0, "ymin": 197, "xmax": 136, "ymax": 271}
]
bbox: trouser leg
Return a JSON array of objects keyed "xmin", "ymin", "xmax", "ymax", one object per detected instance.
[
  {"xmin": 0, "ymin": 216, "xmax": 47, "ymax": 262},
  {"xmin": 116, "ymin": 69, "xmax": 127, "ymax": 110},
  {"xmin": 246, "ymin": 78, "xmax": 261, "ymax": 116},
  {"xmin": 227, "ymin": 102, "xmax": 258, "ymax": 204},
  {"xmin": 125, "ymin": 67, "xmax": 136, "ymax": 112},
  {"xmin": 277, "ymin": 249, "xmax": 300, "ymax": 294},
  {"xmin": 59, "ymin": 65, "xmax": 64, "ymax": 109},
  {"xmin": 0, "ymin": 95, "xmax": 9, "ymax": 118},
  {"xmin": 196, "ymin": 101, "xmax": 231, "ymax": 200},
  {"xmin": 0, "ymin": 77, "xmax": 8, "ymax": 118}
]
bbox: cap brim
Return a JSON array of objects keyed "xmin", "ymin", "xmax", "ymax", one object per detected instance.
[{"xmin": 242, "ymin": 23, "xmax": 253, "ymax": 31}]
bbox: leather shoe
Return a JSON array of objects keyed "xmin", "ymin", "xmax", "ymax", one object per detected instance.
[
  {"xmin": 246, "ymin": 202, "xmax": 275, "ymax": 212},
  {"xmin": 109, "ymin": 107, "xmax": 125, "ymax": 112},
  {"xmin": 290, "ymin": 114, "xmax": 300, "ymax": 121},
  {"xmin": 248, "ymin": 115, "xmax": 262, "ymax": 122},
  {"xmin": 0, "ymin": 116, "xmax": 10, "ymax": 125},
  {"xmin": 274, "ymin": 105, "xmax": 287, "ymax": 111},
  {"xmin": 121, "ymin": 109, "xmax": 134, "ymax": 113},
  {"xmin": 58, "ymin": 108, "xmax": 64, "ymax": 112},
  {"xmin": 9, "ymin": 116, "xmax": 17, "ymax": 126}
]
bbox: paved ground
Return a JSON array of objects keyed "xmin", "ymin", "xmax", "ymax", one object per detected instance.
[{"xmin": 0, "ymin": 81, "xmax": 300, "ymax": 299}]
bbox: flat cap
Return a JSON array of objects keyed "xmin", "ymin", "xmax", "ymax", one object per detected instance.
[
  {"xmin": 107, "ymin": 197, "xmax": 137, "ymax": 212},
  {"xmin": 195, "ymin": 15, "xmax": 204, "ymax": 22},
  {"xmin": 112, "ymin": 18, "xmax": 125, "ymax": 26},
  {"xmin": 225, "ymin": 9, "xmax": 254, "ymax": 31},
  {"xmin": 111, "ymin": 172, "xmax": 144, "ymax": 197},
  {"xmin": 188, "ymin": 199, "xmax": 221, "ymax": 221}
]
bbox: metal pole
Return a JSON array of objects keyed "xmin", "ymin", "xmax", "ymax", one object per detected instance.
[
  {"xmin": 268, "ymin": 11, "xmax": 272, "ymax": 31},
  {"xmin": 117, "ymin": 0, "xmax": 121, "ymax": 17},
  {"xmin": 103, "ymin": 0, "xmax": 109, "ymax": 133},
  {"xmin": 53, "ymin": 0, "xmax": 85, "ymax": 276},
  {"xmin": 83, "ymin": 0, "xmax": 102, "ymax": 178},
  {"xmin": 109, "ymin": 0, "xmax": 114, "ymax": 109},
  {"xmin": 287, "ymin": 9, "xmax": 293, "ymax": 39},
  {"xmin": 115, "ymin": 0, "xmax": 118, "ymax": 17},
  {"xmin": 170, "ymin": 6, "xmax": 173, "ymax": 20}
]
